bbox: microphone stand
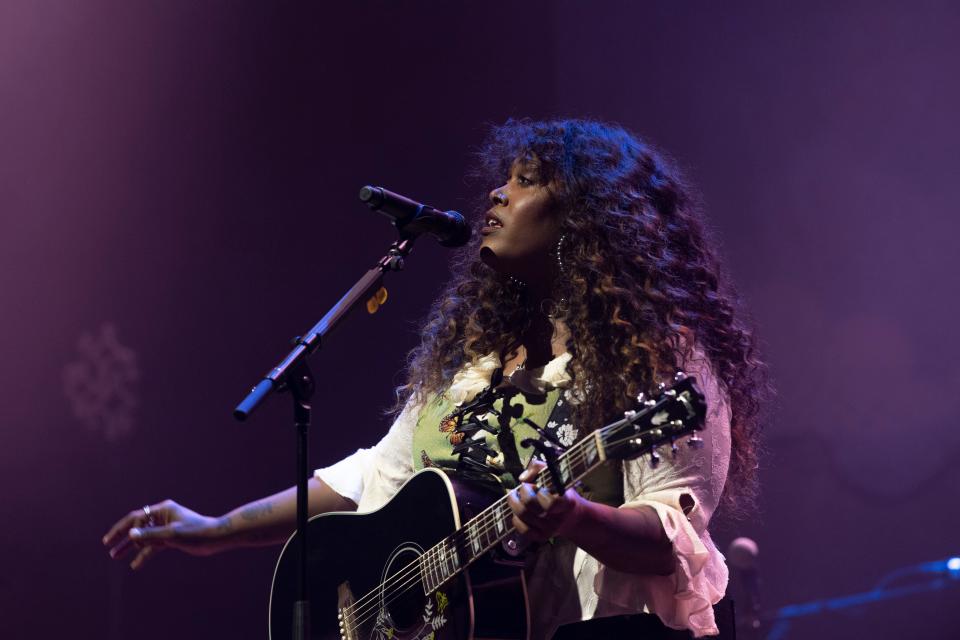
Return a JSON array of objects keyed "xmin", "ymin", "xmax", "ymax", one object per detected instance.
[{"xmin": 233, "ymin": 235, "xmax": 416, "ymax": 640}]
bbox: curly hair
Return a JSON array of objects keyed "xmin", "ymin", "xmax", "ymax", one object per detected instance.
[{"xmin": 395, "ymin": 118, "xmax": 770, "ymax": 517}]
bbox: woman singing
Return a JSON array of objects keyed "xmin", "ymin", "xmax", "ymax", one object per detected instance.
[{"xmin": 103, "ymin": 118, "xmax": 766, "ymax": 638}]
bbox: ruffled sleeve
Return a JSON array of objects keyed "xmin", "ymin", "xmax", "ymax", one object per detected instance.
[
  {"xmin": 576, "ymin": 350, "xmax": 732, "ymax": 637},
  {"xmin": 313, "ymin": 396, "xmax": 421, "ymax": 513}
]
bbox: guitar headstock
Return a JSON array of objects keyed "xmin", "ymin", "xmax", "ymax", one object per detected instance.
[{"xmin": 598, "ymin": 374, "xmax": 707, "ymax": 466}]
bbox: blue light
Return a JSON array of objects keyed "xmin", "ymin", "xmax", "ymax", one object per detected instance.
[{"xmin": 948, "ymin": 557, "xmax": 960, "ymax": 572}]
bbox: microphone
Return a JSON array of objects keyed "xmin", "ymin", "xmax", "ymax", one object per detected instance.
[
  {"xmin": 728, "ymin": 537, "xmax": 762, "ymax": 639},
  {"xmin": 359, "ymin": 185, "xmax": 471, "ymax": 247}
]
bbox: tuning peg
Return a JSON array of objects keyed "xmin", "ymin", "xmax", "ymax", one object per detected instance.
[
  {"xmin": 687, "ymin": 433, "xmax": 704, "ymax": 449},
  {"xmin": 635, "ymin": 391, "xmax": 646, "ymax": 404},
  {"xmin": 649, "ymin": 447, "xmax": 661, "ymax": 468},
  {"xmin": 657, "ymin": 381, "xmax": 667, "ymax": 393},
  {"xmin": 644, "ymin": 398, "xmax": 657, "ymax": 408},
  {"xmin": 674, "ymin": 370, "xmax": 687, "ymax": 382},
  {"xmin": 623, "ymin": 409, "xmax": 638, "ymax": 420}
]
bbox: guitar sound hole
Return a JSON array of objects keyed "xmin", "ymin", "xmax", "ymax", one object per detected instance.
[{"xmin": 380, "ymin": 546, "xmax": 427, "ymax": 634}]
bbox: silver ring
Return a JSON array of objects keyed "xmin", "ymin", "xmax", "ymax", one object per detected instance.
[{"xmin": 142, "ymin": 504, "xmax": 155, "ymax": 526}]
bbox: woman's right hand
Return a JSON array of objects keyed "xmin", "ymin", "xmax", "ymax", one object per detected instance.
[
  {"xmin": 102, "ymin": 500, "xmax": 231, "ymax": 570},
  {"xmin": 102, "ymin": 478, "xmax": 356, "ymax": 571}
]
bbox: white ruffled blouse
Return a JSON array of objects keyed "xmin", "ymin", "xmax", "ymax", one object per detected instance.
[{"xmin": 315, "ymin": 350, "xmax": 731, "ymax": 638}]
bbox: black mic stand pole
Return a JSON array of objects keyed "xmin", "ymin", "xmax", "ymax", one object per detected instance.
[{"xmin": 233, "ymin": 235, "xmax": 416, "ymax": 640}]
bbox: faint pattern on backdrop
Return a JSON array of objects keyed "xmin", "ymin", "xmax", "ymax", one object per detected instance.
[{"xmin": 62, "ymin": 322, "xmax": 140, "ymax": 441}]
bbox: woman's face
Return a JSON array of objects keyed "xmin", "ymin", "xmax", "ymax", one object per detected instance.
[{"xmin": 480, "ymin": 157, "xmax": 563, "ymax": 282}]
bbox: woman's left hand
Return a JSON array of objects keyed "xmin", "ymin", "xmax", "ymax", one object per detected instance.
[{"xmin": 506, "ymin": 459, "xmax": 587, "ymax": 542}]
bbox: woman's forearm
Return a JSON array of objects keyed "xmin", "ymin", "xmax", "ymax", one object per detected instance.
[
  {"xmin": 563, "ymin": 501, "xmax": 674, "ymax": 576},
  {"xmin": 217, "ymin": 477, "xmax": 357, "ymax": 549}
]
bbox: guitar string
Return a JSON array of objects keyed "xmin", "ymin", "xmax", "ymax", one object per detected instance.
[
  {"xmin": 342, "ymin": 393, "xmax": 696, "ymax": 629},
  {"xmin": 343, "ymin": 444, "xmax": 596, "ymax": 630}
]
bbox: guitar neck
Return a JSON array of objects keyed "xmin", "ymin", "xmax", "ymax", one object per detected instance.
[{"xmin": 419, "ymin": 430, "xmax": 608, "ymax": 593}]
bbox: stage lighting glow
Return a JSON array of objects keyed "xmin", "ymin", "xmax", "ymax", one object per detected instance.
[{"xmin": 947, "ymin": 557, "xmax": 960, "ymax": 571}]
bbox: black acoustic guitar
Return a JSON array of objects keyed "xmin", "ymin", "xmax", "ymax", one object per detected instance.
[{"xmin": 269, "ymin": 375, "xmax": 707, "ymax": 640}]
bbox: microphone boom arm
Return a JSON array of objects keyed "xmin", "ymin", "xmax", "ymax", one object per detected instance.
[{"xmin": 233, "ymin": 235, "xmax": 414, "ymax": 421}]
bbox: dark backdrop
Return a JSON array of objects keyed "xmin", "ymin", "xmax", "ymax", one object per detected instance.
[{"xmin": 1, "ymin": 2, "xmax": 957, "ymax": 638}]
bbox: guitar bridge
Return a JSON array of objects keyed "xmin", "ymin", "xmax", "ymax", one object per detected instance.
[{"xmin": 337, "ymin": 581, "xmax": 357, "ymax": 640}]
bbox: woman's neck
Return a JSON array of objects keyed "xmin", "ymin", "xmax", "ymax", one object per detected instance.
[
  {"xmin": 507, "ymin": 311, "xmax": 569, "ymax": 371},
  {"xmin": 502, "ymin": 274, "xmax": 569, "ymax": 369}
]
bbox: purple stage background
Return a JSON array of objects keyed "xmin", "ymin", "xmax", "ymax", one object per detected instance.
[{"xmin": 1, "ymin": 2, "xmax": 958, "ymax": 638}]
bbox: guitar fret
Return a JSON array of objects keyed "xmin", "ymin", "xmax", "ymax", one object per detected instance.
[
  {"xmin": 421, "ymin": 549, "xmax": 434, "ymax": 593},
  {"xmin": 446, "ymin": 540, "xmax": 459, "ymax": 573},
  {"xmin": 559, "ymin": 455, "xmax": 572, "ymax": 485},
  {"xmin": 574, "ymin": 443, "xmax": 588, "ymax": 476},
  {"xmin": 584, "ymin": 437, "xmax": 598, "ymax": 465},
  {"xmin": 495, "ymin": 504, "xmax": 506, "ymax": 534},
  {"xmin": 436, "ymin": 544, "xmax": 447, "ymax": 585},
  {"xmin": 468, "ymin": 523, "xmax": 482, "ymax": 556},
  {"xmin": 593, "ymin": 430, "xmax": 607, "ymax": 461}
]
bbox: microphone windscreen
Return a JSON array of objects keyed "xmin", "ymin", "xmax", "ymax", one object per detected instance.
[{"xmin": 727, "ymin": 536, "xmax": 759, "ymax": 571}]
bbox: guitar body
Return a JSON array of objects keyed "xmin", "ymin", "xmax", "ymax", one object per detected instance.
[{"xmin": 269, "ymin": 468, "xmax": 530, "ymax": 640}]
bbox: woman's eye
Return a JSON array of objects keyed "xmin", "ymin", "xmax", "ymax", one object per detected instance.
[{"xmin": 516, "ymin": 175, "xmax": 532, "ymax": 186}]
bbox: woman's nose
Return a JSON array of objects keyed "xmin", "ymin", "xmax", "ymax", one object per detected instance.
[{"xmin": 490, "ymin": 188, "xmax": 508, "ymax": 206}]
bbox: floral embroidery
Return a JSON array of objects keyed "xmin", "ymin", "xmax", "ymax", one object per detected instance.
[
  {"xmin": 556, "ymin": 422, "xmax": 579, "ymax": 447},
  {"xmin": 420, "ymin": 450, "xmax": 435, "ymax": 468}
]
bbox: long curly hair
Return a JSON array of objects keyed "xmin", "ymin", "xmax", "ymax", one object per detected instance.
[{"xmin": 395, "ymin": 118, "xmax": 770, "ymax": 516}]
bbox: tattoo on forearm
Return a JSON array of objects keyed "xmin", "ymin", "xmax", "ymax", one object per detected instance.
[{"xmin": 240, "ymin": 501, "xmax": 275, "ymax": 522}]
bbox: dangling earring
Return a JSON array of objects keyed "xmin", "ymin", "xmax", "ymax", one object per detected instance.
[
  {"xmin": 553, "ymin": 234, "xmax": 568, "ymax": 277},
  {"xmin": 543, "ymin": 234, "xmax": 569, "ymax": 319},
  {"xmin": 508, "ymin": 275, "xmax": 527, "ymax": 288}
]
